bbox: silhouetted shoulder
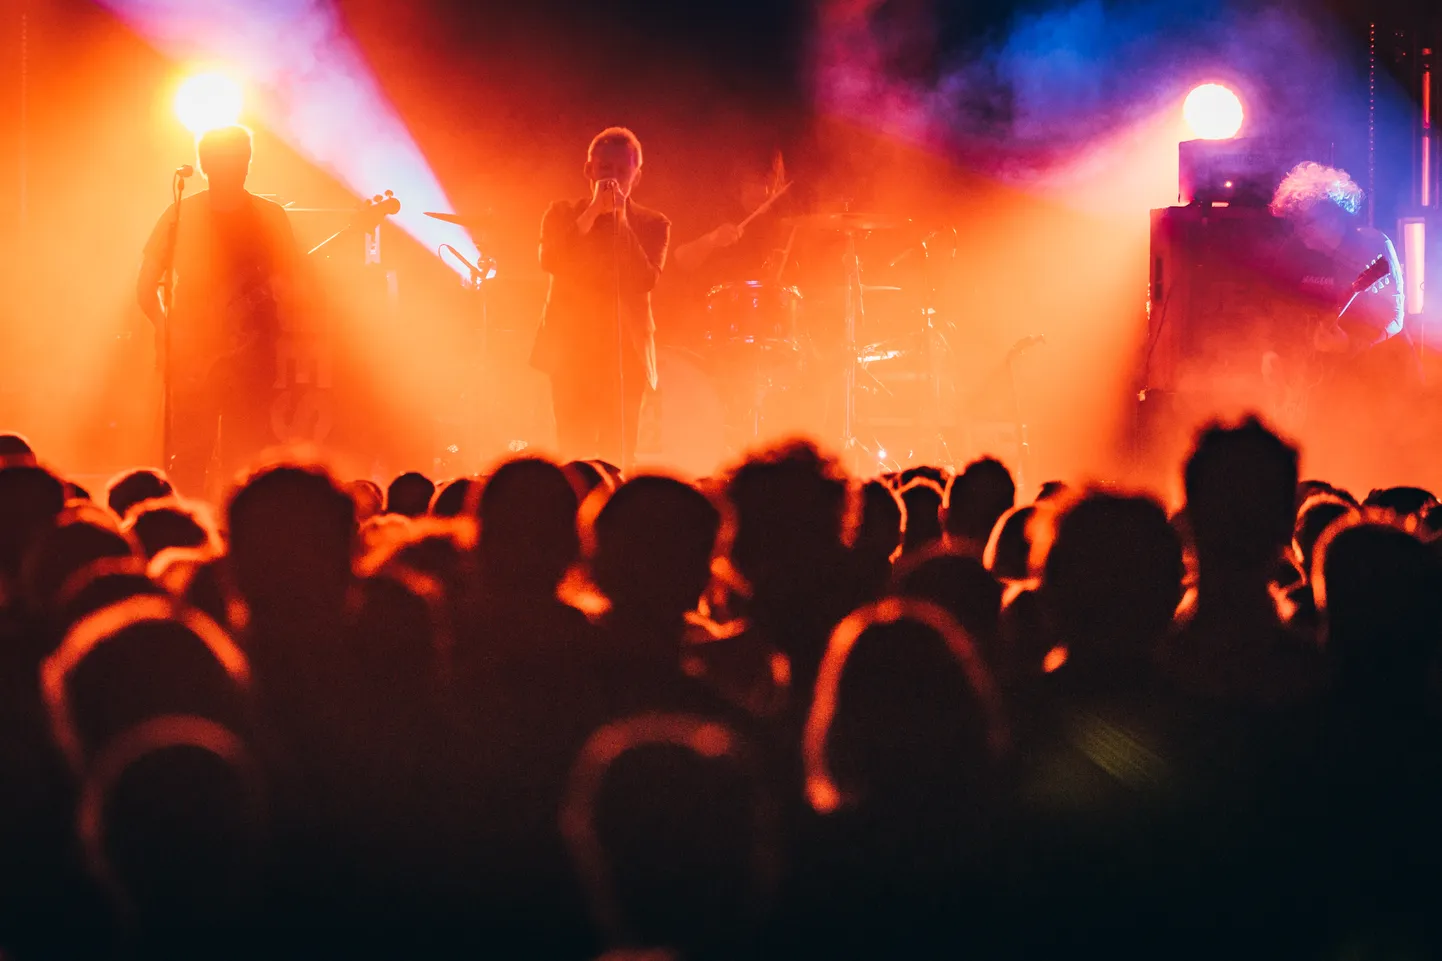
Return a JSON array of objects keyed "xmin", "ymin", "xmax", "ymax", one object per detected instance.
[
  {"xmin": 629, "ymin": 201, "xmax": 670, "ymax": 229},
  {"xmin": 543, "ymin": 198, "xmax": 586, "ymax": 221}
]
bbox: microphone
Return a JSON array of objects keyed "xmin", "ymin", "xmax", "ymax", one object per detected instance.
[{"xmin": 175, "ymin": 164, "xmax": 194, "ymax": 178}]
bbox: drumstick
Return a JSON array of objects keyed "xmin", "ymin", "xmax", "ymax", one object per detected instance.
[
  {"xmin": 773, "ymin": 223, "xmax": 799, "ymax": 285},
  {"xmin": 738, "ymin": 181, "xmax": 792, "ymax": 231}
]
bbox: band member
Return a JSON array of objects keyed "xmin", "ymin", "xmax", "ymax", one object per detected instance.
[
  {"xmin": 1269, "ymin": 161, "xmax": 1405, "ymax": 354},
  {"xmin": 533, "ymin": 127, "xmax": 670, "ymax": 468},
  {"xmin": 1267, "ymin": 161, "xmax": 1413, "ymax": 478},
  {"xmin": 136, "ymin": 125, "xmax": 299, "ymax": 495},
  {"xmin": 670, "ymin": 152, "xmax": 792, "ymax": 275}
]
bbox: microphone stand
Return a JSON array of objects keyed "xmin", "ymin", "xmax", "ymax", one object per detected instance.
[
  {"xmin": 160, "ymin": 167, "xmax": 190, "ymax": 474},
  {"xmin": 611, "ymin": 183, "xmax": 626, "ymax": 471}
]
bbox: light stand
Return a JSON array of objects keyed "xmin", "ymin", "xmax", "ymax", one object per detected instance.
[{"xmin": 159, "ymin": 165, "xmax": 192, "ymax": 473}]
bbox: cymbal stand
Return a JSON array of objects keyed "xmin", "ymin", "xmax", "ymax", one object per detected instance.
[
  {"xmin": 437, "ymin": 244, "xmax": 497, "ymax": 472},
  {"xmin": 466, "ymin": 256, "xmax": 498, "ymax": 471},
  {"xmin": 1006, "ymin": 354, "xmax": 1032, "ymax": 497},
  {"xmin": 842, "ymin": 227, "xmax": 865, "ymax": 473}
]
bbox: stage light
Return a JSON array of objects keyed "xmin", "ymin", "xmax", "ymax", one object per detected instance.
[
  {"xmin": 104, "ymin": 0, "xmax": 480, "ymax": 280},
  {"xmin": 174, "ymin": 72, "xmax": 243, "ymax": 135},
  {"xmin": 1401, "ymin": 218, "xmax": 1425, "ymax": 315},
  {"xmin": 1183, "ymin": 83, "xmax": 1243, "ymax": 140}
]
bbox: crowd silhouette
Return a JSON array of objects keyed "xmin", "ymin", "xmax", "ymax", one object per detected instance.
[{"xmin": 1, "ymin": 417, "xmax": 1441, "ymax": 960}]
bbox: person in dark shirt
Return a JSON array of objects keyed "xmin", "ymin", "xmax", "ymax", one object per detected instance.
[
  {"xmin": 659, "ymin": 155, "xmax": 799, "ymax": 354},
  {"xmin": 1268, "ymin": 162, "xmax": 1404, "ymax": 355},
  {"xmin": 533, "ymin": 127, "xmax": 670, "ymax": 470},
  {"xmin": 136, "ymin": 126, "xmax": 300, "ymax": 496},
  {"xmin": 1265, "ymin": 161, "xmax": 1414, "ymax": 482}
]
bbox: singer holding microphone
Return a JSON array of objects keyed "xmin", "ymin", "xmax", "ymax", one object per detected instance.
[
  {"xmin": 532, "ymin": 127, "xmax": 670, "ymax": 469},
  {"xmin": 136, "ymin": 125, "xmax": 299, "ymax": 495}
]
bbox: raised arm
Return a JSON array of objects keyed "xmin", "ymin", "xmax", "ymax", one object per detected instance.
[{"xmin": 538, "ymin": 200, "xmax": 588, "ymax": 277}]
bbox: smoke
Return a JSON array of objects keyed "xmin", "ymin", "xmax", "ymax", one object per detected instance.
[
  {"xmin": 98, "ymin": 0, "xmax": 481, "ymax": 277},
  {"xmin": 815, "ymin": 0, "xmax": 1373, "ymax": 185},
  {"xmin": 804, "ymin": 0, "xmax": 1400, "ymax": 484}
]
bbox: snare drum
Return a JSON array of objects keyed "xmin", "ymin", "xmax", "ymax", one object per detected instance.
[{"xmin": 703, "ymin": 280, "xmax": 801, "ymax": 351}]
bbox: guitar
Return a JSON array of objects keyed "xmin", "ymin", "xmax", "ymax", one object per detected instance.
[
  {"xmin": 1276, "ymin": 254, "xmax": 1394, "ymax": 430},
  {"xmin": 207, "ymin": 191, "xmax": 401, "ymax": 368}
]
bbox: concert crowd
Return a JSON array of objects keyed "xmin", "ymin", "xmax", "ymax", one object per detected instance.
[{"xmin": 1, "ymin": 420, "xmax": 1441, "ymax": 960}]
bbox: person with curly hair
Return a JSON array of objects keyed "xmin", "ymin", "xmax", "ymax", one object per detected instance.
[
  {"xmin": 1268, "ymin": 162, "xmax": 1417, "ymax": 483},
  {"xmin": 1269, "ymin": 161, "xmax": 1404, "ymax": 353}
]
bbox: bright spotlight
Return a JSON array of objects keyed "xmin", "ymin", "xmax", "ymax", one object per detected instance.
[
  {"xmin": 111, "ymin": 2, "xmax": 480, "ymax": 279},
  {"xmin": 174, "ymin": 72, "xmax": 243, "ymax": 135},
  {"xmin": 1183, "ymin": 83, "xmax": 1243, "ymax": 140}
]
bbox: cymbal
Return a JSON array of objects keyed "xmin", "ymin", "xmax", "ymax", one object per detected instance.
[
  {"xmin": 423, "ymin": 210, "xmax": 494, "ymax": 229},
  {"xmin": 782, "ymin": 211, "xmax": 901, "ymax": 232}
]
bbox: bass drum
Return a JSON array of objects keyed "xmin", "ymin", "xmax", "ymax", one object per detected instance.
[{"xmin": 636, "ymin": 347, "xmax": 728, "ymax": 478}]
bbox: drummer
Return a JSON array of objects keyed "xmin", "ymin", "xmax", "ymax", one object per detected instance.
[{"xmin": 657, "ymin": 153, "xmax": 798, "ymax": 348}]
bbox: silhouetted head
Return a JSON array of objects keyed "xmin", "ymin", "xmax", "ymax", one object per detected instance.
[
  {"xmin": 562, "ymin": 715, "xmax": 776, "ymax": 959},
  {"xmin": 150, "ymin": 549, "xmax": 235, "ymax": 633},
  {"xmin": 346, "ymin": 480, "xmax": 384, "ymax": 523},
  {"xmin": 386, "ymin": 471, "xmax": 435, "ymax": 519},
  {"xmin": 1184, "ymin": 417, "xmax": 1298, "ymax": 576},
  {"xmin": 723, "ymin": 440, "xmax": 849, "ymax": 595},
  {"xmin": 1297, "ymin": 479, "xmax": 1339, "ymax": 512},
  {"xmin": 196, "ymin": 125, "xmax": 252, "ymax": 192},
  {"xmin": 105, "ymin": 469, "xmax": 174, "ymax": 521},
  {"xmin": 0, "ymin": 431, "xmax": 35, "ymax": 463},
  {"xmin": 22, "ymin": 506, "xmax": 139, "ymax": 615},
  {"xmin": 588, "ymin": 475, "xmax": 720, "ymax": 626},
  {"xmin": 54, "ymin": 559, "xmax": 167, "ymax": 637},
  {"xmin": 1364, "ymin": 486, "xmax": 1438, "ymax": 522},
  {"xmin": 226, "ymin": 464, "xmax": 355, "ymax": 616},
  {"xmin": 855, "ymin": 479, "xmax": 904, "ymax": 560},
  {"xmin": 1316, "ymin": 522, "xmax": 1442, "ymax": 705},
  {"xmin": 430, "ymin": 477, "xmax": 476, "ymax": 518},
  {"xmin": 893, "ymin": 546, "xmax": 1003, "ymax": 652},
  {"xmin": 361, "ymin": 519, "xmax": 472, "ymax": 600},
  {"xmin": 899, "ymin": 465, "xmax": 948, "ymax": 488},
  {"xmin": 123, "ymin": 498, "xmax": 218, "ymax": 560},
  {"xmin": 984, "ymin": 504, "xmax": 1036, "ymax": 581},
  {"xmin": 476, "ymin": 457, "xmax": 579, "ymax": 598},
  {"xmin": 1293, "ymin": 493, "xmax": 1359, "ymax": 582},
  {"xmin": 43, "ymin": 597, "xmax": 251, "ymax": 771},
  {"xmin": 1041, "ymin": 492, "xmax": 1183, "ymax": 665},
  {"xmin": 80, "ymin": 717, "xmax": 263, "ymax": 939},
  {"xmin": 943, "ymin": 457, "xmax": 1015, "ymax": 557},
  {"xmin": 1036, "ymin": 480, "xmax": 1069, "ymax": 502},
  {"xmin": 0, "ymin": 464, "xmax": 68, "ymax": 594},
  {"xmin": 898, "ymin": 478, "xmax": 945, "ymax": 554},
  {"xmin": 806, "ymin": 599, "xmax": 1007, "ymax": 817}
]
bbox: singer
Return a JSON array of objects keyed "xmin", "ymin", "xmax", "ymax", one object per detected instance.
[
  {"xmin": 136, "ymin": 125, "xmax": 299, "ymax": 495},
  {"xmin": 532, "ymin": 127, "xmax": 670, "ymax": 468}
]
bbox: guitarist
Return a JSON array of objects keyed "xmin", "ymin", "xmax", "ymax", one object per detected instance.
[
  {"xmin": 137, "ymin": 125, "xmax": 301, "ymax": 496},
  {"xmin": 1266, "ymin": 161, "xmax": 1414, "ymax": 477}
]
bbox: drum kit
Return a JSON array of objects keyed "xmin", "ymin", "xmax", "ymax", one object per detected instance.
[
  {"xmin": 648, "ymin": 207, "xmax": 962, "ymax": 474},
  {"xmin": 419, "ymin": 205, "xmax": 979, "ymax": 476}
]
